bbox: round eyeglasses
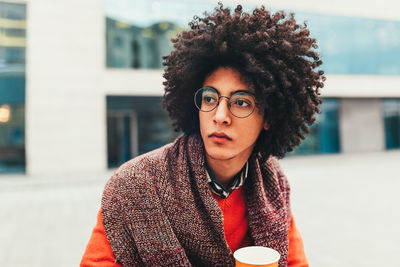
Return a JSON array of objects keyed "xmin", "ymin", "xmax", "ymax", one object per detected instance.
[{"xmin": 194, "ymin": 87, "xmax": 256, "ymax": 118}]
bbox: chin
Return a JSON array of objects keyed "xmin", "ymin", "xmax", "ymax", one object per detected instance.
[{"xmin": 205, "ymin": 147, "xmax": 235, "ymax": 161}]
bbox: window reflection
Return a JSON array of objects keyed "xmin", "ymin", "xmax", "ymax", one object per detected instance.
[
  {"xmin": 0, "ymin": 2, "xmax": 26, "ymax": 173},
  {"xmin": 106, "ymin": 0, "xmax": 400, "ymax": 74},
  {"xmin": 105, "ymin": 0, "xmax": 214, "ymax": 69},
  {"xmin": 383, "ymin": 99, "xmax": 400, "ymax": 149},
  {"xmin": 106, "ymin": 96, "xmax": 179, "ymax": 168},
  {"xmin": 106, "ymin": 18, "xmax": 183, "ymax": 69},
  {"xmin": 291, "ymin": 98, "xmax": 340, "ymax": 155}
]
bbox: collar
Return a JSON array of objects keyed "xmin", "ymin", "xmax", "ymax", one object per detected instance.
[{"xmin": 205, "ymin": 161, "xmax": 249, "ymax": 199}]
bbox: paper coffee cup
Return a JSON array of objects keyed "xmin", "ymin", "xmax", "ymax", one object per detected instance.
[{"xmin": 233, "ymin": 246, "xmax": 280, "ymax": 267}]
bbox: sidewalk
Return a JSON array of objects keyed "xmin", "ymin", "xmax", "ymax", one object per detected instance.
[
  {"xmin": 280, "ymin": 149, "xmax": 400, "ymax": 266},
  {"xmin": 1, "ymin": 150, "xmax": 399, "ymax": 266},
  {"xmin": 0, "ymin": 172, "xmax": 112, "ymax": 267}
]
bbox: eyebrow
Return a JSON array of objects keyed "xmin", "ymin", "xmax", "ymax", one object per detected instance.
[{"xmin": 205, "ymin": 86, "xmax": 255, "ymax": 95}]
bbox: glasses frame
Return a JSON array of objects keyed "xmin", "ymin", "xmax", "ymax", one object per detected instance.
[{"xmin": 194, "ymin": 86, "xmax": 257, "ymax": 118}]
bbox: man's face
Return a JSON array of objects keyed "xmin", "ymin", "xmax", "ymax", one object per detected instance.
[{"xmin": 199, "ymin": 67, "xmax": 268, "ymax": 162}]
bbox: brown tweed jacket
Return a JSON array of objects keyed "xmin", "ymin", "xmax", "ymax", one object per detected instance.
[{"xmin": 102, "ymin": 134, "xmax": 291, "ymax": 266}]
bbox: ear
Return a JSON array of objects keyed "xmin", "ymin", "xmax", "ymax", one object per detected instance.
[{"xmin": 263, "ymin": 121, "xmax": 269, "ymax": 131}]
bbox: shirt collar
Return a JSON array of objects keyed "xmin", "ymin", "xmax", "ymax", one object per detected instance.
[{"xmin": 205, "ymin": 161, "xmax": 249, "ymax": 199}]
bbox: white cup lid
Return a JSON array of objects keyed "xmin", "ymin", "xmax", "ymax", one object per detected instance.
[{"xmin": 233, "ymin": 246, "xmax": 280, "ymax": 265}]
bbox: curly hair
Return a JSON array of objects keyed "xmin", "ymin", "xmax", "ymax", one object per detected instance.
[{"xmin": 162, "ymin": 3, "xmax": 325, "ymax": 158}]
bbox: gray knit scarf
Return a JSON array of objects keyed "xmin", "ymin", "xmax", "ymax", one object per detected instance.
[{"xmin": 102, "ymin": 134, "xmax": 291, "ymax": 266}]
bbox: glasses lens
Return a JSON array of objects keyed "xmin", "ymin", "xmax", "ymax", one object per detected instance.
[
  {"xmin": 229, "ymin": 92, "xmax": 256, "ymax": 118},
  {"xmin": 195, "ymin": 87, "xmax": 219, "ymax": 112}
]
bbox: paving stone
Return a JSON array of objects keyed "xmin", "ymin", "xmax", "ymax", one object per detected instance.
[{"xmin": 1, "ymin": 151, "xmax": 399, "ymax": 266}]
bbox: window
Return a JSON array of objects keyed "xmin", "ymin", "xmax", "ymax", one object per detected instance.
[
  {"xmin": 105, "ymin": 0, "xmax": 400, "ymax": 75},
  {"xmin": 106, "ymin": 96, "xmax": 180, "ymax": 168},
  {"xmin": 383, "ymin": 98, "xmax": 400, "ymax": 149},
  {"xmin": 0, "ymin": 2, "xmax": 26, "ymax": 173},
  {"xmin": 301, "ymin": 14, "xmax": 400, "ymax": 75},
  {"xmin": 291, "ymin": 98, "xmax": 340, "ymax": 155},
  {"xmin": 105, "ymin": 0, "xmax": 216, "ymax": 69}
]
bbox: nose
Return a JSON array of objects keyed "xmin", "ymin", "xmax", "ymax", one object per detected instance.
[{"xmin": 213, "ymin": 97, "xmax": 232, "ymax": 125}]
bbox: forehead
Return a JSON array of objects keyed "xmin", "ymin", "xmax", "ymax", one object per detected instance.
[{"xmin": 202, "ymin": 67, "xmax": 249, "ymax": 93}]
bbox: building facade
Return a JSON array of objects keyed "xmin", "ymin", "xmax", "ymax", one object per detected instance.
[{"xmin": 0, "ymin": 0, "xmax": 399, "ymax": 175}]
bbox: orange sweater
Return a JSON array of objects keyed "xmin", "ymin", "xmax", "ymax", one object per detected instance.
[{"xmin": 81, "ymin": 187, "xmax": 308, "ymax": 266}]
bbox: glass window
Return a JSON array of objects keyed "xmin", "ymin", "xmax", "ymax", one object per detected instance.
[
  {"xmin": 383, "ymin": 98, "xmax": 400, "ymax": 149},
  {"xmin": 106, "ymin": 96, "xmax": 180, "ymax": 168},
  {"xmin": 106, "ymin": 18, "xmax": 184, "ymax": 69},
  {"xmin": 300, "ymin": 13, "xmax": 400, "ymax": 75},
  {"xmin": 0, "ymin": 2, "xmax": 26, "ymax": 173},
  {"xmin": 105, "ymin": 0, "xmax": 400, "ymax": 74},
  {"xmin": 291, "ymin": 98, "xmax": 340, "ymax": 155},
  {"xmin": 105, "ymin": 0, "xmax": 217, "ymax": 69}
]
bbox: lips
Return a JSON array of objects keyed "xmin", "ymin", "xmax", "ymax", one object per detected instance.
[{"xmin": 209, "ymin": 132, "xmax": 232, "ymax": 143}]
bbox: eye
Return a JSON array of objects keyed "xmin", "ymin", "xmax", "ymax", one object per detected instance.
[
  {"xmin": 203, "ymin": 94, "xmax": 217, "ymax": 103},
  {"xmin": 234, "ymin": 98, "xmax": 250, "ymax": 107}
]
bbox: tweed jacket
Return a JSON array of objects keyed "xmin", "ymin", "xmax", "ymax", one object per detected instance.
[{"xmin": 101, "ymin": 134, "xmax": 291, "ymax": 266}]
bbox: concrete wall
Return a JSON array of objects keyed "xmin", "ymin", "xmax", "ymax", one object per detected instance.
[
  {"xmin": 223, "ymin": 0, "xmax": 400, "ymax": 21},
  {"xmin": 26, "ymin": 0, "xmax": 106, "ymax": 176},
  {"xmin": 339, "ymin": 98, "xmax": 385, "ymax": 153},
  {"xmin": 323, "ymin": 75, "xmax": 400, "ymax": 98}
]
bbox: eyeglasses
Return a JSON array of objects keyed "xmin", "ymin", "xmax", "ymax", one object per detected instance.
[{"xmin": 194, "ymin": 87, "xmax": 256, "ymax": 118}]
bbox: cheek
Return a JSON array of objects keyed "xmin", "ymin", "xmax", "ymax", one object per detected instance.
[
  {"xmin": 199, "ymin": 113, "xmax": 209, "ymax": 135},
  {"xmin": 199, "ymin": 113, "xmax": 205, "ymax": 128},
  {"xmin": 242, "ymin": 118, "xmax": 264, "ymax": 140}
]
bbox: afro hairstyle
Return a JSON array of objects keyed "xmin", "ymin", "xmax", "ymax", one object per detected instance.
[{"xmin": 162, "ymin": 3, "xmax": 325, "ymax": 158}]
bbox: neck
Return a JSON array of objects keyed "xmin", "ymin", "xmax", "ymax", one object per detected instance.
[{"xmin": 206, "ymin": 154, "xmax": 249, "ymax": 188}]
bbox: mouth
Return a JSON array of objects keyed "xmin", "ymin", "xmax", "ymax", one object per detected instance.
[{"xmin": 208, "ymin": 132, "xmax": 232, "ymax": 143}]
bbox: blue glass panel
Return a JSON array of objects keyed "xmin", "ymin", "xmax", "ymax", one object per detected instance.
[
  {"xmin": 0, "ymin": 2, "xmax": 26, "ymax": 173},
  {"xmin": 290, "ymin": 98, "xmax": 340, "ymax": 155},
  {"xmin": 297, "ymin": 13, "xmax": 400, "ymax": 75},
  {"xmin": 106, "ymin": 96, "xmax": 180, "ymax": 168},
  {"xmin": 105, "ymin": 0, "xmax": 400, "ymax": 74},
  {"xmin": 382, "ymin": 99, "xmax": 400, "ymax": 149},
  {"xmin": 0, "ymin": 74, "xmax": 25, "ymax": 104}
]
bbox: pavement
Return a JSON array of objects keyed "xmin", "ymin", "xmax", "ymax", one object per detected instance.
[
  {"xmin": 0, "ymin": 150, "xmax": 399, "ymax": 267},
  {"xmin": 280, "ymin": 150, "xmax": 400, "ymax": 267}
]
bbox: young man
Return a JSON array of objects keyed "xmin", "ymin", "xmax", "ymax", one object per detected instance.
[{"xmin": 81, "ymin": 4, "xmax": 324, "ymax": 266}]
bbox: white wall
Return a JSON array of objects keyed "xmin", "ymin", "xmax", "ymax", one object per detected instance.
[
  {"xmin": 26, "ymin": 0, "xmax": 106, "ymax": 176},
  {"xmin": 339, "ymin": 98, "xmax": 385, "ymax": 153},
  {"xmin": 103, "ymin": 69, "xmax": 164, "ymax": 96},
  {"xmin": 214, "ymin": 0, "xmax": 400, "ymax": 22},
  {"xmin": 323, "ymin": 75, "xmax": 400, "ymax": 98}
]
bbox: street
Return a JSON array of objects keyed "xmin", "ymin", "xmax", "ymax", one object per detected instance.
[{"xmin": 1, "ymin": 150, "xmax": 399, "ymax": 266}]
